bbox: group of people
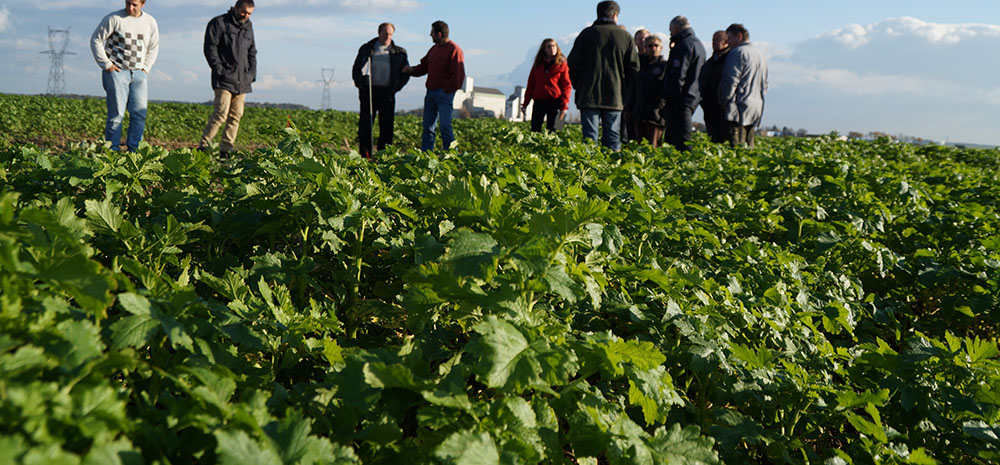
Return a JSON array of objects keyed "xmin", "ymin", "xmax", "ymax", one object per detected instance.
[
  {"xmin": 89, "ymin": 0, "xmax": 767, "ymax": 157},
  {"xmin": 553, "ymin": 1, "xmax": 769, "ymax": 151}
]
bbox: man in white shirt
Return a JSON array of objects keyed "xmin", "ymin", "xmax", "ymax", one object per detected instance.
[{"xmin": 91, "ymin": 0, "xmax": 159, "ymax": 152}]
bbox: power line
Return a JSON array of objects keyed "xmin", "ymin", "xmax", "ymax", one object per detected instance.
[
  {"xmin": 319, "ymin": 68, "xmax": 335, "ymax": 110},
  {"xmin": 40, "ymin": 27, "xmax": 76, "ymax": 96}
]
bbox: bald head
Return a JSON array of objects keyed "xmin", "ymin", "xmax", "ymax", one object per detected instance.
[{"xmin": 712, "ymin": 30, "xmax": 728, "ymax": 54}]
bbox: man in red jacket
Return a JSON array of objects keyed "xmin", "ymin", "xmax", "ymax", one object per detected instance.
[{"xmin": 403, "ymin": 20, "xmax": 465, "ymax": 151}]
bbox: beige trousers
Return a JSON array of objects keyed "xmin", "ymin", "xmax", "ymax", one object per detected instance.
[{"xmin": 200, "ymin": 89, "xmax": 246, "ymax": 152}]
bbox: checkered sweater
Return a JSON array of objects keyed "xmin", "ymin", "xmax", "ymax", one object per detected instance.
[{"xmin": 90, "ymin": 9, "xmax": 159, "ymax": 71}]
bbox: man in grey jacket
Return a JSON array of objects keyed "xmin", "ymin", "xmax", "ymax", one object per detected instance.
[
  {"xmin": 567, "ymin": 1, "xmax": 639, "ymax": 151},
  {"xmin": 199, "ymin": 0, "xmax": 256, "ymax": 156},
  {"xmin": 719, "ymin": 23, "xmax": 768, "ymax": 147}
]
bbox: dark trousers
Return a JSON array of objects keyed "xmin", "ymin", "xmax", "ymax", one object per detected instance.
[
  {"xmin": 530, "ymin": 99, "xmax": 561, "ymax": 132},
  {"xmin": 666, "ymin": 105, "xmax": 694, "ymax": 151},
  {"xmin": 724, "ymin": 121, "xmax": 757, "ymax": 147},
  {"xmin": 358, "ymin": 86, "xmax": 395, "ymax": 158},
  {"xmin": 639, "ymin": 122, "xmax": 664, "ymax": 148},
  {"xmin": 703, "ymin": 106, "xmax": 726, "ymax": 143}
]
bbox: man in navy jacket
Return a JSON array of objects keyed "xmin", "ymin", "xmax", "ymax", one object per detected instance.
[{"xmin": 662, "ymin": 15, "xmax": 706, "ymax": 151}]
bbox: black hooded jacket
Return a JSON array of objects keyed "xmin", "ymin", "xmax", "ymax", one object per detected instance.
[
  {"xmin": 352, "ymin": 38, "xmax": 410, "ymax": 93},
  {"xmin": 204, "ymin": 9, "xmax": 257, "ymax": 94}
]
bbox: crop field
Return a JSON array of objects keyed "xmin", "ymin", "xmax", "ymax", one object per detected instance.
[{"xmin": 1, "ymin": 94, "xmax": 999, "ymax": 464}]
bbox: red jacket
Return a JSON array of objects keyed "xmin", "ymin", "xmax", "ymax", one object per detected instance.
[
  {"xmin": 409, "ymin": 40, "xmax": 465, "ymax": 93},
  {"xmin": 524, "ymin": 60, "xmax": 571, "ymax": 110}
]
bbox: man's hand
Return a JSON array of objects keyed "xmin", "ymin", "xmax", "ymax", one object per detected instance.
[
  {"xmin": 107, "ymin": 64, "xmax": 122, "ymax": 72},
  {"xmin": 401, "ymin": 65, "xmax": 412, "ymax": 74},
  {"xmin": 558, "ymin": 110, "xmax": 567, "ymax": 120}
]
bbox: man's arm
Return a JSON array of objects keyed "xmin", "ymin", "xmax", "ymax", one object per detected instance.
[
  {"xmin": 143, "ymin": 17, "xmax": 159, "ymax": 72},
  {"xmin": 351, "ymin": 42, "xmax": 369, "ymax": 88},
  {"xmin": 679, "ymin": 42, "xmax": 706, "ymax": 110},
  {"xmin": 718, "ymin": 50, "xmax": 742, "ymax": 116},
  {"xmin": 408, "ymin": 53, "xmax": 429, "ymax": 77},
  {"xmin": 395, "ymin": 49, "xmax": 410, "ymax": 93},
  {"xmin": 566, "ymin": 36, "xmax": 582, "ymax": 88},
  {"xmin": 447, "ymin": 46, "xmax": 465, "ymax": 93},
  {"xmin": 247, "ymin": 24, "xmax": 257, "ymax": 82},
  {"xmin": 204, "ymin": 18, "xmax": 223, "ymax": 74},
  {"xmin": 90, "ymin": 14, "xmax": 116, "ymax": 70}
]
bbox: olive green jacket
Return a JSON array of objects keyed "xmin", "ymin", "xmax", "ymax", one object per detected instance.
[{"xmin": 567, "ymin": 20, "xmax": 640, "ymax": 111}]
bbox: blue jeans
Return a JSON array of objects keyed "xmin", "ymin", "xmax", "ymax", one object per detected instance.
[
  {"xmin": 421, "ymin": 89, "xmax": 456, "ymax": 151},
  {"xmin": 580, "ymin": 109, "xmax": 622, "ymax": 151},
  {"xmin": 102, "ymin": 69, "xmax": 148, "ymax": 151}
]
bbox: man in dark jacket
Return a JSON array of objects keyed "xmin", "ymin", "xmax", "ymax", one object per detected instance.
[
  {"xmin": 199, "ymin": 0, "xmax": 256, "ymax": 156},
  {"xmin": 352, "ymin": 22, "xmax": 410, "ymax": 159},
  {"xmin": 567, "ymin": 1, "xmax": 639, "ymax": 151},
  {"xmin": 699, "ymin": 30, "xmax": 730, "ymax": 143},
  {"xmin": 661, "ymin": 15, "xmax": 705, "ymax": 151}
]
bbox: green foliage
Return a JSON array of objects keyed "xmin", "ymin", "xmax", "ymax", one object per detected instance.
[{"xmin": 1, "ymin": 94, "xmax": 999, "ymax": 464}]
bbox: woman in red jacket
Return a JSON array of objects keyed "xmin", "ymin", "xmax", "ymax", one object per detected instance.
[{"xmin": 521, "ymin": 38, "xmax": 572, "ymax": 132}]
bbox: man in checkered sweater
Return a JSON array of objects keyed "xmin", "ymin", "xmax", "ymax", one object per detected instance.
[{"xmin": 90, "ymin": 0, "xmax": 159, "ymax": 152}]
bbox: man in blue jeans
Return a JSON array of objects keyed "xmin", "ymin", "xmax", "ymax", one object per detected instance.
[
  {"xmin": 567, "ymin": 1, "xmax": 639, "ymax": 151},
  {"xmin": 90, "ymin": 0, "xmax": 159, "ymax": 152},
  {"xmin": 403, "ymin": 20, "xmax": 465, "ymax": 151}
]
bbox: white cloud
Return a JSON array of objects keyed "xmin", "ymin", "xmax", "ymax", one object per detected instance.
[
  {"xmin": 180, "ymin": 69, "xmax": 201, "ymax": 84},
  {"xmin": 821, "ymin": 16, "xmax": 1000, "ymax": 49},
  {"xmin": 255, "ymin": 72, "xmax": 323, "ymax": 91},
  {"xmin": 464, "ymin": 48, "xmax": 488, "ymax": 58},
  {"xmin": 153, "ymin": 69, "xmax": 174, "ymax": 83},
  {"xmin": 0, "ymin": 6, "xmax": 10, "ymax": 32},
  {"xmin": 770, "ymin": 61, "xmax": 974, "ymax": 99}
]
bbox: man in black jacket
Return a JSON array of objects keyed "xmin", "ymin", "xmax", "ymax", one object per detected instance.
[
  {"xmin": 699, "ymin": 30, "xmax": 730, "ymax": 143},
  {"xmin": 662, "ymin": 15, "xmax": 705, "ymax": 151},
  {"xmin": 199, "ymin": 0, "xmax": 256, "ymax": 156},
  {"xmin": 352, "ymin": 22, "xmax": 410, "ymax": 159},
  {"xmin": 567, "ymin": 1, "xmax": 639, "ymax": 151}
]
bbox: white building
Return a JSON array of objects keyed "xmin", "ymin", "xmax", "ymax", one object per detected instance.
[
  {"xmin": 452, "ymin": 76, "xmax": 507, "ymax": 118},
  {"xmin": 505, "ymin": 86, "xmax": 532, "ymax": 122}
]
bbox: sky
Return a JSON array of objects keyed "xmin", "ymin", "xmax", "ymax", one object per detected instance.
[{"xmin": 1, "ymin": 1, "xmax": 998, "ymax": 145}]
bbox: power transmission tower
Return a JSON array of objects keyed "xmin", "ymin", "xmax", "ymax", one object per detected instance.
[
  {"xmin": 319, "ymin": 68, "xmax": 335, "ymax": 110},
  {"xmin": 40, "ymin": 27, "xmax": 76, "ymax": 96}
]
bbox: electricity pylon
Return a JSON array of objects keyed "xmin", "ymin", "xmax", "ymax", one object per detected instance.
[
  {"xmin": 320, "ymin": 68, "xmax": 335, "ymax": 110},
  {"xmin": 40, "ymin": 27, "xmax": 75, "ymax": 95}
]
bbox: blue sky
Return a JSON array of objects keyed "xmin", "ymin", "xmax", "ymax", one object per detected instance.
[{"xmin": 1, "ymin": 1, "xmax": 998, "ymax": 145}]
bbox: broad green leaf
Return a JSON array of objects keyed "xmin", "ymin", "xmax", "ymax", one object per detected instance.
[
  {"xmin": 117, "ymin": 292, "xmax": 151, "ymax": 316},
  {"xmin": 110, "ymin": 314, "xmax": 159, "ymax": 350},
  {"xmin": 648, "ymin": 424, "xmax": 720, "ymax": 465},
  {"xmin": 836, "ymin": 389, "xmax": 891, "ymax": 410},
  {"xmin": 434, "ymin": 430, "xmax": 500, "ymax": 465},
  {"xmin": 215, "ymin": 430, "xmax": 283, "ymax": 465},
  {"xmin": 36, "ymin": 254, "xmax": 116, "ymax": 313},
  {"xmin": 84, "ymin": 198, "xmax": 124, "ymax": 234},
  {"xmin": 467, "ymin": 316, "xmax": 577, "ymax": 392},
  {"xmin": 55, "ymin": 320, "xmax": 105, "ymax": 368}
]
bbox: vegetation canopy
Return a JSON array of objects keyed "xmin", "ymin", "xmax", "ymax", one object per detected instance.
[{"xmin": 1, "ymin": 94, "xmax": 998, "ymax": 464}]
